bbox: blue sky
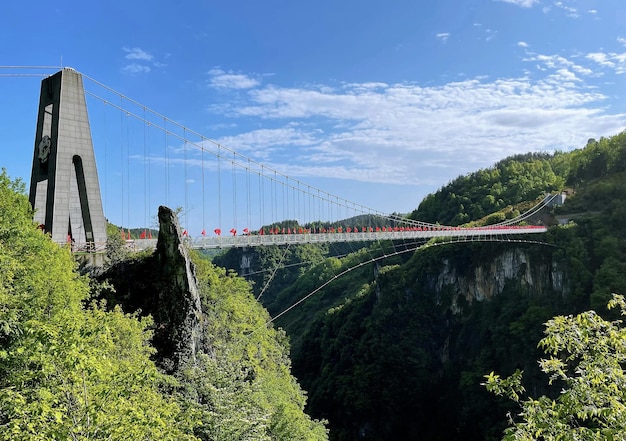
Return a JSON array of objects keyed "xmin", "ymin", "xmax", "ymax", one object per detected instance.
[{"xmin": 2, "ymin": 0, "xmax": 626, "ymax": 232}]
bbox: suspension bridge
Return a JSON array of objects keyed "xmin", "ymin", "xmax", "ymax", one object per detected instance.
[{"xmin": 7, "ymin": 67, "xmax": 549, "ymax": 251}]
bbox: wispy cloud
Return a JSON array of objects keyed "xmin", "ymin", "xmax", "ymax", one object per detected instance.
[
  {"xmin": 553, "ymin": 1, "xmax": 579, "ymax": 18},
  {"xmin": 121, "ymin": 47, "xmax": 162, "ymax": 74},
  {"xmin": 585, "ymin": 38, "xmax": 626, "ymax": 75},
  {"xmin": 523, "ymin": 53, "xmax": 594, "ymax": 76},
  {"xmin": 208, "ymin": 68, "xmax": 260, "ymax": 89},
  {"xmin": 200, "ymin": 52, "xmax": 625, "ymax": 187},
  {"xmin": 586, "ymin": 51, "xmax": 626, "ymax": 74},
  {"xmin": 123, "ymin": 47, "xmax": 154, "ymax": 61},
  {"xmin": 121, "ymin": 63, "xmax": 151, "ymax": 74},
  {"xmin": 495, "ymin": 0, "xmax": 539, "ymax": 7},
  {"xmin": 436, "ymin": 32, "xmax": 450, "ymax": 43}
]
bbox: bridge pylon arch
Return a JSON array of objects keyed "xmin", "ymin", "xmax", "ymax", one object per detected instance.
[{"xmin": 28, "ymin": 68, "xmax": 107, "ymax": 247}]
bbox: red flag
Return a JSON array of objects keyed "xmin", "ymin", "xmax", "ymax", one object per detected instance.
[
  {"xmin": 140, "ymin": 230, "xmax": 146, "ymax": 239},
  {"xmin": 127, "ymin": 230, "xmax": 131, "ymax": 240},
  {"xmin": 121, "ymin": 230, "xmax": 126, "ymax": 239},
  {"xmin": 259, "ymin": 228, "xmax": 265, "ymax": 235},
  {"xmin": 182, "ymin": 230, "xmax": 188, "ymax": 237},
  {"xmin": 243, "ymin": 228, "xmax": 249, "ymax": 235},
  {"xmin": 230, "ymin": 228, "xmax": 237, "ymax": 236},
  {"xmin": 214, "ymin": 228, "xmax": 221, "ymax": 236},
  {"xmin": 148, "ymin": 230, "xmax": 153, "ymax": 239},
  {"xmin": 201, "ymin": 229, "xmax": 206, "ymax": 236}
]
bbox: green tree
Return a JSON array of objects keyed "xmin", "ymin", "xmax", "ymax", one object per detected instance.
[
  {"xmin": 0, "ymin": 170, "xmax": 197, "ymax": 440},
  {"xmin": 484, "ymin": 294, "xmax": 626, "ymax": 440},
  {"xmin": 186, "ymin": 252, "xmax": 329, "ymax": 441}
]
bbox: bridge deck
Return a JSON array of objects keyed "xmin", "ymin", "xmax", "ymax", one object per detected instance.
[{"xmin": 118, "ymin": 225, "xmax": 547, "ymax": 251}]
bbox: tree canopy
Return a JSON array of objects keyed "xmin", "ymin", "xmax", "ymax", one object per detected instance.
[
  {"xmin": 0, "ymin": 169, "xmax": 197, "ymax": 440},
  {"xmin": 484, "ymin": 294, "xmax": 626, "ymax": 440}
]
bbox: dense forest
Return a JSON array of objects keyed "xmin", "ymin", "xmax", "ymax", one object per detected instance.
[
  {"xmin": 0, "ymin": 170, "xmax": 327, "ymax": 440},
  {"xmin": 215, "ymin": 131, "xmax": 626, "ymax": 440}
]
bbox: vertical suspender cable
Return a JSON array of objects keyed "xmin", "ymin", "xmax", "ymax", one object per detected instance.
[
  {"xmin": 143, "ymin": 107, "xmax": 147, "ymax": 231},
  {"xmin": 232, "ymin": 151, "xmax": 237, "ymax": 229},
  {"xmin": 217, "ymin": 145, "xmax": 222, "ymax": 232},
  {"xmin": 184, "ymin": 128, "xmax": 188, "ymax": 231},
  {"xmin": 127, "ymin": 112, "xmax": 131, "ymax": 232},
  {"xmin": 260, "ymin": 167, "xmax": 265, "ymax": 230},
  {"xmin": 147, "ymin": 120, "xmax": 151, "ymax": 232},
  {"xmin": 103, "ymin": 100, "xmax": 108, "ymax": 220},
  {"xmin": 247, "ymin": 159, "xmax": 251, "ymax": 232},
  {"xmin": 120, "ymin": 97, "xmax": 124, "ymax": 230},
  {"xmin": 201, "ymin": 137, "xmax": 205, "ymax": 235},
  {"xmin": 271, "ymin": 174, "xmax": 275, "ymax": 225},
  {"xmin": 164, "ymin": 117, "xmax": 169, "ymax": 207}
]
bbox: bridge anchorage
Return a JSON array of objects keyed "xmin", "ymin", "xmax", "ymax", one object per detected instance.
[{"xmin": 25, "ymin": 68, "xmax": 548, "ymax": 253}]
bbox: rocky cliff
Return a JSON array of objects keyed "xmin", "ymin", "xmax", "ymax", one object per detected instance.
[
  {"xmin": 97, "ymin": 206, "xmax": 203, "ymax": 373},
  {"xmin": 425, "ymin": 248, "xmax": 569, "ymax": 313}
]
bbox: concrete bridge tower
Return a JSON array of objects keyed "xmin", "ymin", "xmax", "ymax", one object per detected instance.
[{"xmin": 29, "ymin": 68, "xmax": 107, "ymax": 247}]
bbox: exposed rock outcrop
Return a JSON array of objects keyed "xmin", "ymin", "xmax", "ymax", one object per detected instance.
[
  {"xmin": 426, "ymin": 248, "xmax": 568, "ymax": 314},
  {"xmin": 153, "ymin": 206, "xmax": 203, "ymax": 371},
  {"xmin": 96, "ymin": 206, "xmax": 203, "ymax": 373}
]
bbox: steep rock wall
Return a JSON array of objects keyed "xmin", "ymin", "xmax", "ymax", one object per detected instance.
[
  {"xmin": 424, "ymin": 248, "xmax": 568, "ymax": 314},
  {"xmin": 97, "ymin": 206, "xmax": 203, "ymax": 373},
  {"xmin": 154, "ymin": 206, "xmax": 204, "ymax": 371}
]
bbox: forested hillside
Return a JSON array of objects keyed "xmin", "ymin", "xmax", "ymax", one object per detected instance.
[
  {"xmin": 214, "ymin": 131, "xmax": 626, "ymax": 440},
  {"xmin": 0, "ymin": 170, "xmax": 327, "ymax": 440}
]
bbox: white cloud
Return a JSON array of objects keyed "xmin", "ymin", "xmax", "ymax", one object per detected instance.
[
  {"xmin": 524, "ymin": 53, "xmax": 594, "ymax": 76},
  {"xmin": 121, "ymin": 63, "xmax": 151, "ymax": 74},
  {"xmin": 554, "ymin": 1, "xmax": 578, "ymax": 18},
  {"xmin": 208, "ymin": 68, "xmax": 260, "ymax": 89},
  {"xmin": 200, "ymin": 61, "xmax": 624, "ymax": 187},
  {"xmin": 518, "ymin": 41, "xmax": 529, "ymax": 48},
  {"xmin": 495, "ymin": 0, "xmax": 539, "ymax": 7},
  {"xmin": 436, "ymin": 33, "xmax": 450, "ymax": 43},
  {"xmin": 586, "ymin": 51, "xmax": 626, "ymax": 74},
  {"xmin": 123, "ymin": 47, "xmax": 154, "ymax": 61},
  {"xmin": 121, "ymin": 47, "xmax": 160, "ymax": 74},
  {"xmin": 484, "ymin": 29, "xmax": 497, "ymax": 42}
]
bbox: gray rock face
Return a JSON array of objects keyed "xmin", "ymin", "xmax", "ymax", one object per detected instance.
[
  {"xmin": 154, "ymin": 206, "xmax": 203, "ymax": 371},
  {"xmin": 428, "ymin": 248, "xmax": 568, "ymax": 314}
]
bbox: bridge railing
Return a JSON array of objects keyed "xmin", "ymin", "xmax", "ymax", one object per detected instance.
[
  {"xmin": 66, "ymin": 225, "xmax": 547, "ymax": 252},
  {"xmin": 135, "ymin": 225, "xmax": 548, "ymax": 250}
]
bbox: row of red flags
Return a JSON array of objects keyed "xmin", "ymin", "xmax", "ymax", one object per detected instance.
[{"xmin": 122, "ymin": 224, "xmax": 542, "ymax": 240}]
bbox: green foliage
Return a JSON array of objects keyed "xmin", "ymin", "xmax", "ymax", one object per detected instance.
[
  {"xmin": 105, "ymin": 225, "xmax": 130, "ymax": 266},
  {"xmin": 484, "ymin": 294, "xmax": 626, "ymax": 440},
  {"xmin": 410, "ymin": 152, "xmax": 564, "ymax": 225},
  {"xmin": 0, "ymin": 170, "xmax": 197, "ymax": 440},
  {"xmin": 185, "ymin": 252, "xmax": 329, "ymax": 440}
]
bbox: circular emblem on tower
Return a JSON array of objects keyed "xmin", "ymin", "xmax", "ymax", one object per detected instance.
[{"xmin": 38, "ymin": 135, "xmax": 51, "ymax": 163}]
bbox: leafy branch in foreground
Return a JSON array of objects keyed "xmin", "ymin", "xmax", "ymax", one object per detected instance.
[{"xmin": 484, "ymin": 294, "xmax": 626, "ymax": 440}]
